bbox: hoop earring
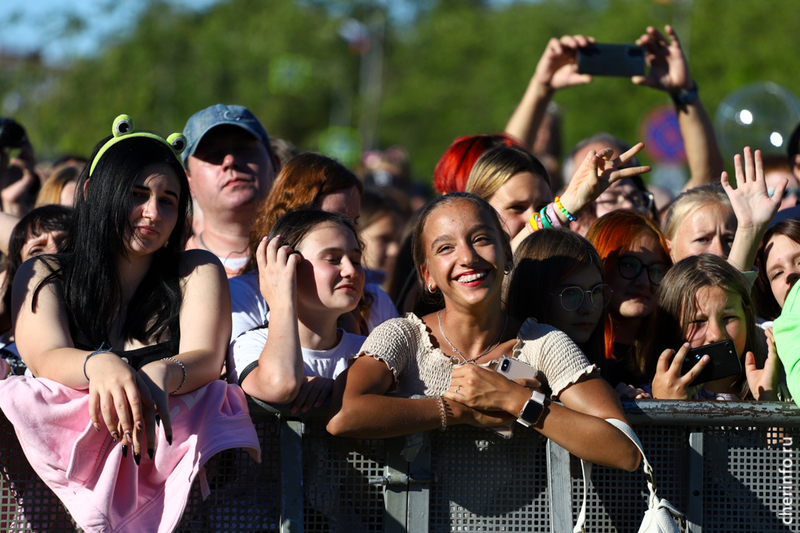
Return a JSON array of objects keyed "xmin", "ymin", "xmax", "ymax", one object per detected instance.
[
  {"xmin": 427, "ymin": 284, "xmax": 438, "ymax": 294},
  {"xmin": 504, "ymin": 265, "xmax": 511, "ymax": 274}
]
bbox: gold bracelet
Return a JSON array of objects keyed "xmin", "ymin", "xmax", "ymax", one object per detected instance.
[{"xmin": 437, "ymin": 396, "xmax": 448, "ymax": 431}]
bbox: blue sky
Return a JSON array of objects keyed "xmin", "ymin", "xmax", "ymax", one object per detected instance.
[
  {"xmin": 1, "ymin": 0, "xmax": 528, "ymax": 65},
  {"xmin": 1, "ymin": 0, "xmax": 219, "ymax": 64}
]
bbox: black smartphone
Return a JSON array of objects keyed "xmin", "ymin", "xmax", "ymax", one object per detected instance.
[
  {"xmin": 676, "ymin": 339, "xmax": 741, "ymax": 387},
  {"xmin": 577, "ymin": 43, "xmax": 646, "ymax": 77}
]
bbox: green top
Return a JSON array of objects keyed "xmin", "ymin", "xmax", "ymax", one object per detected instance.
[{"xmin": 773, "ymin": 281, "xmax": 800, "ymax": 403}]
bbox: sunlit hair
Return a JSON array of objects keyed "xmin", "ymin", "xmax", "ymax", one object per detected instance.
[
  {"xmin": 662, "ymin": 184, "xmax": 731, "ymax": 242},
  {"xmin": 640, "ymin": 254, "xmax": 758, "ymax": 399},
  {"xmin": 433, "ymin": 134, "xmax": 525, "ymax": 195},
  {"xmin": 585, "ymin": 210, "xmax": 671, "ymax": 365},
  {"xmin": 754, "ymin": 219, "xmax": 800, "ymax": 320},
  {"xmin": 37, "ymin": 135, "xmax": 190, "ymax": 347},
  {"xmin": 505, "ymin": 228, "xmax": 604, "ymax": 362},
  {"xmin": 412, "ymin": 192, "xmax": 512, "ymax": 308},
  {"xmin": 246, "ymin": 152, "xmax": 363, "ymax": 272},
  {"xmin": 465, "ymin": 145, "xmax": 551, "ymax": 199},
  {"xmin": 36, "ymin": 164, "xmax": 83, "ymax": 207}
]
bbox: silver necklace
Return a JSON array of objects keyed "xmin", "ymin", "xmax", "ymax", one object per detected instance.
[{"xmin": 437, "ymin": 309, "xmax": 508, "ymax": 363}]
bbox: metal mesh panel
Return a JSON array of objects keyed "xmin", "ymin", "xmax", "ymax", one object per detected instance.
[
  {"xmin": 0, "ymin": 411, "xmax": 79, "ymax": 532},
  {"xmin": 571, "ymin": 425, "xmax": 689, "ymax": 533},
  {"xmin": 301, "ymin": 417, "xmax": 386, "ymax": 533},
  {"xmin": 429, "ymin": 425, "xmax": 550, "ymax": 532},
  {"xmin": 703, "ymin": 426, "xmax": 800, "ymax": 533},
  {"xmin": 177, "ymin": 415, "xmax": 281, "ymax": 532}
]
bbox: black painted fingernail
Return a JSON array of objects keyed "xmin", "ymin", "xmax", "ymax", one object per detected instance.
[
  {"xmin": 155, "ymin": 416, "xmax": 161, "ymax": 427},
  {"xmin": 136, "ymin": 421, "xmax": 143, "ymax": 430},
  {"xmin": 112, "ymin": 433, "xmax": 119, "ymax": 442},
  {"xmin": 125, "ymin": 431, "xmax": 132, "ymax": 440},
  {"xmin": 167, "ymin": 434, "xmax": 173, "ymax": 446},
  {"xmin": 122, "ymin": 445, "xmax": 128, "ymax": 458},
  {"xmin": 134, "ymin": 453, "xmax": 141, "ymax": 466},
  {"xmin": 148, "ymin": 448, "xmax": 154, "ymax": 460}
]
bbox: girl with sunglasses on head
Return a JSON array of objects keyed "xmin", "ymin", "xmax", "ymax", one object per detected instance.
[
  {"xmin": 586, "ymin": 210, "xmax": 671, "ymax": 398},
  {"xmin": 505, "ymin": 229, "xmax": 610, "ymax": 368}
]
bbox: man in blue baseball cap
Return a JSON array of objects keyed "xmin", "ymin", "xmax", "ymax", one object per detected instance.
[{"xmin": 182, "ymin": 104, "xmax": 280, "ymax": 277}]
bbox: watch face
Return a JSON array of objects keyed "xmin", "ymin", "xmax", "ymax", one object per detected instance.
[
  {"xmin": 519, "ymin": 393, "xmax": 544, "ymax": 426},
  {"xmin": 520, "ymin": 396, "xmax": 545, "ymax": 426}
]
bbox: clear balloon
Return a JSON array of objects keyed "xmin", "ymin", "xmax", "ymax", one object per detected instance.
[{"xmin": 715, "ymin": 82, "xmax": 800, "ymax": 160}]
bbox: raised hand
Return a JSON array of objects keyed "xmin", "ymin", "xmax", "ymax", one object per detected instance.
[
  {"xmin": 256, "ymin": 235, "xmax": 301, "ymax": 309},
  {"xmin": 651, "ymin": 343, "xmax": 709, "ymax": 399},
  {"xmin": 745, "ymin": 328, "xmax": 781, "ymax": 401},
  {"xmin": 633, "ymin": 25, "xmax": 692, "ymax": 94},
  {"xmin": 0, "ymin": 140, "xmax": 39, "ymax": 216},
  {"xmin": 723, "ymin": 147, "xmax": 784, "ymax": 231},
  {"xmin": 560, "ymin": 142, "xmax": 652, "ymax": 215},
  {"xmin": 534, "ymin": 34, "xmax": 596, "ymax": 92},
  {"xmin": 724, "ymin": 147, "xmax": 784, "ymax": 272}
]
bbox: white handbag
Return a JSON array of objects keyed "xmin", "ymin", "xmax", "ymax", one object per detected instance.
[{"xmin": 573, "ymin": 418, "xmax": 686, "ymax": 533}]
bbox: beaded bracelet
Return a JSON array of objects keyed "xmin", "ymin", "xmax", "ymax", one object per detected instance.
[
  {"xmin": 162, "ymin": 357, "xmax": 187, "ymax": 395},
  {"xmin": 546, "ymin": 203, "xmax": 563, "ymax": 228},
  {"xmin": 437, "ymin": 396, "xmax": 448, "ymax": 431},
  {"xmin": 554, "ymin": 196, "xmax": 578, "ymax": 222},
  {"xmin": 83, "ymin": 343, "xmax": 112, "ymax": 381},
  {"xmin": 539, "ymin": 206, "xmax": 553, "ymax": 229}
]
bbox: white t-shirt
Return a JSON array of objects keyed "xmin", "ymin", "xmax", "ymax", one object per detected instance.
[
  {"xmin": 228, "ymin": 270, "xmax": 398, "ymax": 344},
  {"xmin": 227, "ymin": 327, "xmax": 365, "ymax": 385}
]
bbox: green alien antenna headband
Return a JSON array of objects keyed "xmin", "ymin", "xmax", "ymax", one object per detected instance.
[{"xmin": 89, "ymin": 114, "xmax": 187, "ymax": 176}]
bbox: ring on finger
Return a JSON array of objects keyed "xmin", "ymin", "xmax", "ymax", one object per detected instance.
[{"xmin": 455, "ymin": 385, "xmax": 462, "ymax": 394}]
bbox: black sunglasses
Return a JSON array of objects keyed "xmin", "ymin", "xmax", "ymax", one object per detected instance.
[{"xmin": 618, "ymin": 256, "xmax": 669, "ymax": 285}]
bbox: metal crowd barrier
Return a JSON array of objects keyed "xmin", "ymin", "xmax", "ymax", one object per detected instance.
[{"xmin": 1, "ymin": 399, "xmax": 799, "ymax": 532}]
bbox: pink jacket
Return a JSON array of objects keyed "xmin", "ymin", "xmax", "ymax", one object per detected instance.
[{"xmin": 0, "ymin": 376, "xmax": 261, "ymax": 533}]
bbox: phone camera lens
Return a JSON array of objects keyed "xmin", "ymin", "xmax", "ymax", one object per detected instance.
[{"xmin": 501, "ymin": 360, "xmax": 509, "ymax": 371}]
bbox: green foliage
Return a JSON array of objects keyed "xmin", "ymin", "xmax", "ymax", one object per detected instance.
[{"xmin": 4, "ymin": 0, "xmax": 800, "ymax": 182}]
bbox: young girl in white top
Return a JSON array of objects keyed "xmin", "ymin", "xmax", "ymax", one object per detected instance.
[{"xmin": 228, "ymin": 209, "xmax": 366, "ymax": 412}]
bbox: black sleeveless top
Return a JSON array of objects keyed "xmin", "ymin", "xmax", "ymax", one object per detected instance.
[{"xmin": 76, "ymin": 339, "xmax": 180, "ymax": 371}]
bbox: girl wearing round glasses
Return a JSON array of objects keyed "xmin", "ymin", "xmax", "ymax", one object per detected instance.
[
  {"xmin": 586, "ymin": 210, "xmax": 671, "ymax": 397},
  {"xmin": 505, "ymin": 229, "xmax": 609, "ymax": 365}
]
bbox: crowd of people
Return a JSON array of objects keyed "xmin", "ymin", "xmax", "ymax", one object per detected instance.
[{"xmin": 0, "ymin": 23, "xmax": 798, "ymax": 531}]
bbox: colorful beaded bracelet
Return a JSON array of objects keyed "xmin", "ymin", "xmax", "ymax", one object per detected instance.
[{"xmin": 554, "ymin": 196, "xmax": 577, "ymax": 222}]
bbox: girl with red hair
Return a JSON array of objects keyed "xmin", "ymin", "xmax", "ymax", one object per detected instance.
[{"xmin": 586, "ymin": 210, "xmax": 671, "ymax": 397}]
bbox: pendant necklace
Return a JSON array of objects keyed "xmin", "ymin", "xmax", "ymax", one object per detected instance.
[{"xmin": 437, "ymin": 309, "xmax": 508, "ymax": 364}]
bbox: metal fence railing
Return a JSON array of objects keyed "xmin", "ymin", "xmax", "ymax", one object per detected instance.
[{"xmin": 2, "ymin": 399, "xmax": 799, "ymax": 532}]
